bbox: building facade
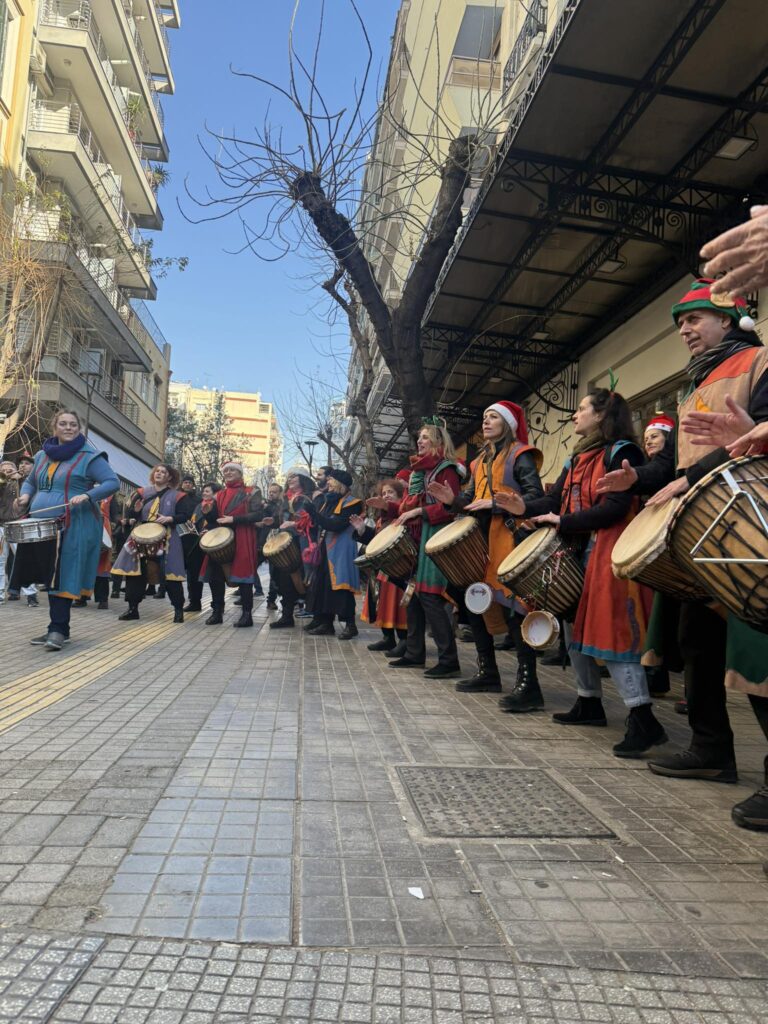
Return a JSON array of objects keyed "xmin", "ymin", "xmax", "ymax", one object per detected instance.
[
  {"xmin": 168, "ymin": 381, "xmax": 284, "ymax": 485},
  {"xmin": 2, "ymin": 0, "xmax": 180, "ymax": 490},
  {"xmin": 352, "ymin": 0, "xmax": 768, "ymax": 480}
]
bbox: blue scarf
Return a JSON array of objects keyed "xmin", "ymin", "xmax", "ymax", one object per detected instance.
[{"xmin": 42, "ymin": 433, "xmax": 87, "ymax": 462}]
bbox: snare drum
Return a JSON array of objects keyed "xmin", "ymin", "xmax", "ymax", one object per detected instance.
[
  {"xmin": 4, "ymin": 518, "xmax": 59, "ymax": 545},
  {"xmin": 425, "ymin": 517, "xmax": 488, "ymax": 588},
  {"xmin": 521, "ymin": 610, "xmax": 561, "ymax": 651},
  {"xmin": 611, "ymin": 500, "xmax": 708, "ymax": 601},
  {"xmin": 263, "ymin": 530, "xmax": 302, "ymax": 572},
  {"xmin": 364, "ymin": 522, "xmax": 417, "ymax": 580},
  {"xmin": 670, "ymin": 455, "xmax": 768, "ymax": 625},
  {"xmin": 497, "ymin": 527, "xmax": 583, "ymax": 615},
  {"xmin": 200, "ymin": 527, "xmax": 235, "ymax": 565},
  {"xmin": 130, "ymin": 522, "xmax": 166, "ymax": 557}
]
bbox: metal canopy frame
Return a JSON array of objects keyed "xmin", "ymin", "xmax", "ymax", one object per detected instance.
[{"xmin": 370, "ymin": 0, "xmax": 768, "ymax": 466}]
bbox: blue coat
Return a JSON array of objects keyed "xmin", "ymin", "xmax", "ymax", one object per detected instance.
[{"xmin": 23, "ymin": 441, "xmax": 119, "ymax": 599}]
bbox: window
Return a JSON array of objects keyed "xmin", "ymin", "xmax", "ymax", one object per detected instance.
[
  {"xmin": 194, "ymin": 402, "xmax": 206, "ymax": 412},
  {"xmin": 452, "ymin": 6, "xmax": 503, "ymax": 60},
  {"xmin": 0, "ymin": 2, "xmax": 21, "ymax": 111},
  {"xmin": 259, "ymin": 403, "xmax": 270, "ymax": 413}
]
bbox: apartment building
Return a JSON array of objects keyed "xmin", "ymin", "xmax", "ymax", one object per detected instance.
[
  {"xmin": 350, "ymin": 0, "xmax": 767, "ymax": 477},
  {"xmin": 0, "ymin": 1, "xmax": 37, "ymax": 194},
  {"xmin": 4, "ymin": 0, "xmax": 180, "ymax": 488},
  {"xmin": 168, "ymin": 382, "xmax": 284, "ymax": 485}
]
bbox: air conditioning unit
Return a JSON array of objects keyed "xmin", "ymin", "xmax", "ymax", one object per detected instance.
[{"xmin": 29, "ymin": 40, "xmax": 47, "ymax": 77}]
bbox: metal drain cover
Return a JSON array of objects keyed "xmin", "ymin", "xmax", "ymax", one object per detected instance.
[{"xmin": 397, "ymin": 766, "xmax": 616, "ymax": 839}]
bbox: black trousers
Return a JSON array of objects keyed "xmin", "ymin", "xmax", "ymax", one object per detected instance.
[
  {"xmin": 185, "ymin": 546, "xmax": 204, "ymax": 606},
  {"xmin": 679, "ymin": 602, "xmax": 731, "ymax": 759},
  {"xmin": 125, "ymin": 573, "xmax": 184, "ymax": 610},
  {"xmin": 467, "ymin": 607, "xmax": 535, "ymax": 662},
  {"xmin": 274, "ymin": 567, "xmax": 302, "ymax": 616},
  {"xmin": 94, "ymin": 578, "xmax": 110, "ymax": 603},
  {"xmin": 209, "ymin": 562, "xmax": 253, "ymax": 612},
  {"xmin": 405, "ymin": 591, "xmax": 458, "ymax": 665}
]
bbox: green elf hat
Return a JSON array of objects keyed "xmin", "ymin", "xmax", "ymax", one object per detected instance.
[{"xmin": 671, "ymin": 277, "xmax": 755, "ymax": 331}]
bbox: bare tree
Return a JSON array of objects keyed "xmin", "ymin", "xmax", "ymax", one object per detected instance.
[
  {"xmin": 186, "ymin": 0, "xmax": 507, "ymax": 447},
  {"xmin": 165, "ymin": 392, "xmax": 248, "ymax": 483}
]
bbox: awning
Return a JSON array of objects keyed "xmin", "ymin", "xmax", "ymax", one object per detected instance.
[{"xmin": 88, "ymin": 429, "xmax": 154, "ymax": 489}]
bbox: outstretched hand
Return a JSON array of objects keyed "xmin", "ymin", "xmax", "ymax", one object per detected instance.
[
  {"xmin": 426, "ymin": 480, "xmax": 455, "ymax": 505},
  {"xmin": 682, "ymin": 395, "xmax": 754, "ymax": 448},
  {"xmin": 645, "ymin": 476, "xmax": 690, "ymax": 507},
  {"xmin": 701, "ymin": 205, "xmax": 768, "ymax": 295},
  {"xmin": 595, "ymin": 459, "xmax": 638, "ymax": 495},
  {"xmin": 727, "ymin": 421, "xmax": 768, "ymax": 457},
  {"xmin": 492, "ymin": 490, "xmax": 525, "ymax": 516}
]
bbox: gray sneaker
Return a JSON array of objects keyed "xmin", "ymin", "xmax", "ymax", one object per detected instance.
[
  {"xmin": 45, "ymin": 632, "xmax": 67, "ymax": 651},
  {"xmin": 30, "ymin": 634, "xmax": 71, "ymax": 646}
]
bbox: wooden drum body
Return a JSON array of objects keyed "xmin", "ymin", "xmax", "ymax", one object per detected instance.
[
  {"xmin": 364, "ymin": 523, "xmax": 417, "ymax": 580},
  {"xmin": 424, "ymin": 517, "xmax": 488, "ymax": 588},
  {"xmin": 200, "ymin": 527, "xmax": 236, "ymax": 565},
  {"xmin": 670, "ymin": 455, "xmax": 768, "ymax": 625},
  {"xmin": 263, "ymin": 531, "xmax": 302, "ymax": 573},
  {"xmin": 611, "ymin": 500, "xmax": 708, "ymax": 601},
  {"xmin": 497, "ymin": 527, "xmax": 583, "ymax": 616},
  {"xmin": 131, "ymin": 522, "xmax": 166, "ymax": 557}
]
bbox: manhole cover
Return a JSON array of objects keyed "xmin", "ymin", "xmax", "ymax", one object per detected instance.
[{"xmin": 397, "ymin": 766, "xmax": 616, "ymax": 839}]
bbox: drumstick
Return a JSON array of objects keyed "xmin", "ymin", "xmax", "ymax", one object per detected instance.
[{"xmin": 18, "ymin": 502, "xmax": 68, "ymax": 516}]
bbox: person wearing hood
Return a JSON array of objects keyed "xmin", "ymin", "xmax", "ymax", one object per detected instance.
[{"xmin": 302, "ymin": 467, "xmax": 363, "ymax": 639}]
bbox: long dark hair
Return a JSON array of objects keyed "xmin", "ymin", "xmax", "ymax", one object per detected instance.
[{"xmin": 588, "ymin": 389, "xmax": 637, "ymax": 445}]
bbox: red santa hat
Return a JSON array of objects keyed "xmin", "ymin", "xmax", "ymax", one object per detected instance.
[
  {"xmin": 484, "ymin": 401, "xmax": 529, "ymax": 444},
  {"xmin": 395, "ymin": 468, "xmax": 412, "ymax": 482},
  {"xmin": 644, "ymin": 414, "xmax": 675, "ymax": 435}
]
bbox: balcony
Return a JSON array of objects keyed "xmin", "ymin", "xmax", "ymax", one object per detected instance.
[
  {"xmin": 129, "ymin": 0, "xmax": 175, "ymax": 95},
  {"xmin": 119, "ymin": 296, "xmax": 170, "ymax": 362},
  {"xmin": 503, "ymin": 0, "xmax": 547, "ymax": 93},
  {"xmin": 28, "ymin": 100, "xmax": 158, "ymax": 293},
  {"xmin": 39, "ymin": 1, "xmax": 167, "ymax": 221},
  {"xmin": 445, "ymin": 55, "xmax": 502, "ymax": 130}
]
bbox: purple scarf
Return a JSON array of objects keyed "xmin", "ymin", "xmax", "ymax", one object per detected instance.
[{"xmin": 42, "ymin": 433, "xmax": 87, "ymax": 462}]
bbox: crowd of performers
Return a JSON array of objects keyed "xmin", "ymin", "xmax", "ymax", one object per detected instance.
[{"xmin": 3, "ymin": 274, "xmax": 768, "ymax": 840}]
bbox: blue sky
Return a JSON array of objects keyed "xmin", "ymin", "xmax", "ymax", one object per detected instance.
[{"xmin": 151, "ymin": 0, "xmax": 401, "ymax": 399}]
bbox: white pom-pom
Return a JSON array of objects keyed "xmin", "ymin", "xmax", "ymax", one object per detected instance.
[{"xmin": 739, "ymin": 315, "xmax": 756, "ymax": 331}]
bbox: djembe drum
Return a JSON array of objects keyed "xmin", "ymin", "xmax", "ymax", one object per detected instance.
[{"xmin": 424, "ymin": 517, "xmax": 489, "ymax": 588}]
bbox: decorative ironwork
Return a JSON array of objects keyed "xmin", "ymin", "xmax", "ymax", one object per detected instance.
[{"xmin": 503, "ymin": 0, "xmax": 546, "ymax": 92}]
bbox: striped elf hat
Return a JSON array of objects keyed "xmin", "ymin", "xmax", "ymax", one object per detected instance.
[{"xmin": 671, "ymin": 278, "xmax": 755, "ymax": 331}]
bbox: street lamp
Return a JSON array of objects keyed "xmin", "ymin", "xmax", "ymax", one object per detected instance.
[{"xmin": 304, "ymin": 440, "xmax": 318, "ymax": 477}]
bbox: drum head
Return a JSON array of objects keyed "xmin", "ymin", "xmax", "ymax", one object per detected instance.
[
  {"xmin": 263, "ymin": 531, "xmax": 292, "ymax": 557},
  {"xmin": 365, "ymin": 522, "xmax": 405, "ymax": 558},
  {"xmin": 425, "ymin": 516, "xmax": 476, "ymax": 554},
  {"xmin": 521, "ymin": 610, "xmax": 560, "ymax": 650},
  {"xmin": 464, "ymin": 581, "xmax": 493, "ymax": 615},
  {"xmin": 133, "ymin": 523, "xmax": 165, "ymax": 544},
  {"xmin": 497, "ymin": 527, "xmax": 555, "ymax": 580},
  {"xmin": 200, "ymin": 527, "xmax": 234, "ymax": 552},
  {"xmin": 611, "ymin": 500, "xmax": 679, "ymax": 574}
]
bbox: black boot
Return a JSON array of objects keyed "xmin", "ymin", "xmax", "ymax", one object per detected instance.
[
  {"xmin": 645, "ymin": 665, "xmax": 670, "ymax": 696},
  {"xmin": 308, "ymin": 623, "xmax": 335, "ymax": 636},
  {"xmin": 173, "ymin": 608, "xmax": 184, "ymax": 624},
  {"xmin": 72, "ymin": 597, "xmax": 88, "ymax": 608},
  {"xmin": 552, "ymin": 696, "xmax": 607, "ymax": 726},
  {"xmin": 303, "ymin": 618, "xmax": 323, "ymax": 632},
  {"xmin": 205, "ymin": 607, "xmax": 224, "ymax": 625},
  {"xmin": 499, "ymin": 657, "xmax": 543, "ymax": 712},
  {"xmin": 732, "ymin": 759, "xmax": 768, "ymax": 830},
  {"xmin": 385, "ymin": 639, "xmax": 408, "ymax": 659},
  {"xmin": 97, "ymin": 600, "xmax": 108, "ymax": 610},
  {"xmin": 338, "ymin": 622, "xmax": 358, "ymax": 640},
  {"xmin": 233, "ymin": 596, "xmax": 242, "ymax": 606},
  {"xmin": 119, "ymin": 606, "xmax": 140, "ymax": 621},
  {"xmin": 184, "ymin": 602, "xmax": 202, "ymax": 612},
  {"xmin": 270, "ymin": 614, "xmax": 295, "ymax": 629},
  {"xmin": 648, "ymin": 749, "xmax": 738, "ymax": 783},
  {"xmin": 368, "ymin": 634, "xmax": 396, "ymax": 652},
  {"xmin": 110, "ymin": 585, "xmax": 121, "ymax": 598},
  {"xmin": 456, "ymin": 653, "xmax": 501, "ymax": 693},
  {"xmin": 154, "ymin": 586, "xmax": 166, "ymax": 600},
  {"xmin": 266, "ymin": 599, "xmax": 278, "ymax": 610},
  {"xmin": 612, "ymin": 703, "xmax": 668, "ymax": 758},
  {"xmin": 424, "ymin": 661, "xmax": 461, "ymax": 678},
  {"xmin": 233, "ymin": 611, "xmax": 253, "ymax": 628}
]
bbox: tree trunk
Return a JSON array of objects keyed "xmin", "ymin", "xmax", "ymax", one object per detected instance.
[{"xmin": 390, "ymin": 315, "xmax": 435, "ymax": 439}]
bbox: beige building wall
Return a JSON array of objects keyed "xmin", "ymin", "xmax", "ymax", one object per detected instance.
[
  {"xmin": 169, "ymin": 382, "xmax": 283, "ymax": 482},
  {"xmin": 0, "ymin": 0, "xmax": 37, "ymax": 195}
]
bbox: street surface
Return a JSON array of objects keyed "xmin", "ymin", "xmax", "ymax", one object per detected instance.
[{"xmin": 0, "ymin": 579, "xmax": 767, "ymax": 1022}]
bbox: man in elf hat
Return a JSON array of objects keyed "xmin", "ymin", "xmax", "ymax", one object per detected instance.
[{"xmin": 597, "ymin": 279, "xmax": 768, "ymax": 830}]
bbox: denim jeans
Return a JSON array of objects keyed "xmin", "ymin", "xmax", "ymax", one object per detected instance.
[
  {"xmin": 48, "ymin": 594, "xmax": 72, "ymax": 638},
  {"xmin": 564, "ymin": 622, "xmax": 650, "ymax": 709}
]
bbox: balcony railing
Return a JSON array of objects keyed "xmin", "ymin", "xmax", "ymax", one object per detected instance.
[
  {"xmin": 121, "ymin": 3, "xmax": 165, "ymax": 125},
  {"xmin": 44, "ymin": 331, "xmax": 140, "ymax": 425},
  {"xmin": 41, "ymin": 1, "xmax": 164, "ymax": 151},
  {"xmin": 118, "ymin": 294, "xmax": 168, "ymax": 358},
  {"xmin": 28, "ymin": 99, "xmax": 149, "ymax": 267},
  {"xmin": 503, "ymin": 0, "xmax": 547, "ymax": 92}
]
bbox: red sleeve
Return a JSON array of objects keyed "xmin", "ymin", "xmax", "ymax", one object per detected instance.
[{"xmin": 423, "ymin": 467, "xmax": 460, "ymax": 525}]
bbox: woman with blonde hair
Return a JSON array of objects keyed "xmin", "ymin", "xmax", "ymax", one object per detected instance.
[{"xmin": 391, "ymin": 417, "xmax": 462, "ymax": 678}]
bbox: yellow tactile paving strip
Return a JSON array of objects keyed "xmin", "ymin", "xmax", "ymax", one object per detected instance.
[{"xmin": 0, "ymin": 616, "xmax": 179, "ymax": 734}]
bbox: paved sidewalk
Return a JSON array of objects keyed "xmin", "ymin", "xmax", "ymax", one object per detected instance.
[{"xmin": 0, "ymin": 584, "xmax": 767, "ymax": 1022}]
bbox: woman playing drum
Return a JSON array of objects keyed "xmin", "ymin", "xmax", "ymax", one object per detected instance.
[
  {"xmin": 352, "ymin": 477, "xmax": 408, "ymax": 653},
  {"xmin": 269, "ymin": 472, "xmax": 316, "ymax": 629},
  {"xmin": 428, "ymin": 401, "xmax": 545, "ymax": 707},
  {"xmin": 181, "ymin": 482, "xmax": 220, "ymax": 613},
  {"xmin": 391, "ymin": 418, "xmax": 462, "ymax": 678},
  {"xmin": 497, "ymin": 388, "xmax": 667, "ymax": 758},
  {"xmin": 12, "ymin": 409, "xmax": 119, "ymax": 651},
  {"xmin": 200, "ymin": 462, "xmax": 264, "ymax": 628},
  {"xmin": 111, "ymin": 464, "xmax": 187, "ymax": 622}
]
